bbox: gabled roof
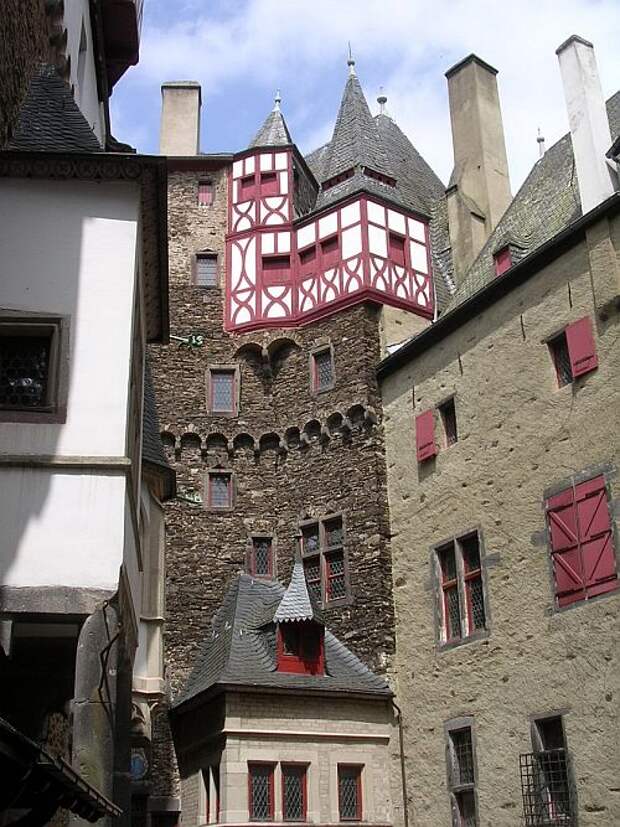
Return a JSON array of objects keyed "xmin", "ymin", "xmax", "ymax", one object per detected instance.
[
  {"xmin": 250, "ymin": 97, "xmax": 292, "ymax": 148},
  {"xmin": 8, "ymin": 64, "xmax": 102, "ymax": 153},
  {"xmin": 274, "ymin": 558, "xmax": 324, "ymax": 624},
  {"xmin": 173, "ymin": 574, "xmax": 391, "ymax": 711}
]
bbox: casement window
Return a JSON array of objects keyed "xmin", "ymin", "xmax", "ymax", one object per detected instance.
[
  {"xmin": 446, "ymin": 724, "xmax": 478, "ymax": 827},
  {"xmin": 548, "ymin": 316, "xmax": 598, "ymax": 387},
  {"xmin": 520, "ymin": 716, "xmax": 574, "ymax": 826},
  {"xmin": 435, "ymin": 532, "xmax": 487, "ymax": 645},
  {"xmin": 0, "ymin": 316, "xmax": 68, "ymax": 423},
  {"xmin": 415, "ymin": 409, "xmax": 436, "ymax": 462},
  {"xmin": 249, "ymin": 536, "xmax": 273, "ymax": 577},
  {"xmin": 301, "ymin": 515, "xmax": 348, "ymax": 605},
  {"xmin": 248, "ymin": 763, "xmax": 275, "ymax": 821},
  {"xmin": 282, "ymin": 765, "xmax": 307, "ymax": 821},
  {"xmin": 493, "ymin": 245, "xmax": 512, "ymax": 276},
  {"xmin": 260, "ymin": 171, "xmax": 279, "ymax": 196},
  {"xmin": 262, "ymin": 254, "xmax": 291, "ymax": 282},
  {"xmin": 338, "ymin": 765, "xmax": 362, "ymax": 821},
  {"xmin": 195, "ymin": 253, "xmax": 218, "ymax": 287},
  {"xmin": 545, "ymin": 474, "xmax": 617, "ymax": 607},
  {"xmin": 311, "ymin": 347, "xmax": 335, "ymax": 393},
  {"xmin": 207, "ymin": 367, "xmax": 237, "ymax": 414},
  {"xmin": 240, "ymin": 174, "xmax": 257, "ymax": 200},
  {"xmin": 207, "ymin": 471, "xmax": 232, "ymax": 509},
  {"xmin": 388, "ymin": 232, "xmax": 406, "ymax": 267},
  {"xmin": 320, "ymin": 236, "xmax": 340, "ymax": 269},
  {"xmin": 198, "ymin": 180, "xmax": 214, "ymax": 206},
  {"xmin": 438, "ymin": 397, "xmax": 458, "ymax": 446},
  {"xmin": 277, "ymin": 621, "xmax": 324, "ymax": 675}
]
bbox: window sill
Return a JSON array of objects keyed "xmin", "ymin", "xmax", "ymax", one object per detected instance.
[
  {"xmin": 0, "ymin": 407, "xmax": 66, "ymax": 424},
  {"xmin": 436, "ymin": 628, "xmax": 489, "ymax": 653}
]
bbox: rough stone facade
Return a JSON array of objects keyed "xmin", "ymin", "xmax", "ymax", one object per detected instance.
[{"xmin": 380, "ymin": 210, "xmax": 620, "ymax": 826}]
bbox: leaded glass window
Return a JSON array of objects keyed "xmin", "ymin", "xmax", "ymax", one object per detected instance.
[
  {"xmin": 282, "ymin": 765, "xmax": 306, "ymax": 821},
  {"xmin": 196, "ymin": 254, "xmax": 218, "ymax": 287},
  {"xmin": 338, "ymin": 765, "xmax": 362, "ymax": 821},
  {"xmin": 251, "ymin": 537, "xmax": 272, "ymax": 576},
  {"xmin": 450, "ymin": 728, "xmax": 475, "ymax": 786},
  {"xmin": 326, "ymin": 551, "xmax": 346, "ymax": 600},
  {"xmin": 301, "ymin": 515, "xmax": 348, "ymax": 605},
  {"xmin": 312, "ymin": 348, "xmax": 334, "ymax": 392},
  {"xmin": 436, "ymin": 533, "xmax": 488, "ymax": 644},
  {"xmin": 210, "ymin": 370, "xmax": 235, "ymax": 413},
  {"xmin": 303, "ymin": 558, "xmax": 321, "ymax": 603},
  {"xmin": 249, "ymin": 764, "xmax": 274, "ymax": 821},
  {"xmin": 0, "ymin": 332, "xmax": 51, "ymax": 410},
  {"xmin": 209, "ymin": 473, "xmax": 231, "ymax": 509}
]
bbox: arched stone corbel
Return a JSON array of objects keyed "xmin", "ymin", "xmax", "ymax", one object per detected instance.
[
  {"xmin": 319, "ymin": 425, "xmax": 331, "ymax": 445},
  {"xmin": 261, "ymin": 346, "xmax": 272, "ymax": 379},
  {"xmin": 364, "ymin": 406, "xmax": 378, "ymax": 426}
]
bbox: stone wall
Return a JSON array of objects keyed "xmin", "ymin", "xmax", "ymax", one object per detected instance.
[
  {"xmin": 0, "ymin": 0, "xmax": 49, "ymax": 148},
  {"xmin": 380, "ymin": 211, "xmax": 620, "ymax": 826}
]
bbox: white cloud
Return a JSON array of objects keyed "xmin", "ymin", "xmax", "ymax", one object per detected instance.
[{"xmin": 125, "ymin": 0, "xmax": 620, "ymax": 187}]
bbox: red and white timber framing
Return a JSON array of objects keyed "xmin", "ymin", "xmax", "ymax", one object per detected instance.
[{"xmin": 225, "ymin": 147, "xmax": 434, "ymax": 332}]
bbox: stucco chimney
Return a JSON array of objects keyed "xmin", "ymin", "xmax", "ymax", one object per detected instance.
[
  {"xmin": 445, "ymin": 54, "xmax": 512, "ymax": 281},
  {"xmin": 556, "ymin": 35, "xmax": 617, "ymax": 214},
  {"xmin": 159, "ymin": 81, "xmax": 201, "ymax": 155}
]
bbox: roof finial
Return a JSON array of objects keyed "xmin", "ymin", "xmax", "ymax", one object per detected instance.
[
  {"xmin": 347, "ymin": 42, "xmax": 356, "ymax": 76},
  {"xmin": 273, "ymin": 89, "xmax": 282, "ymax": 112},
  {"xmin": 377, "ymin": 86, "xmax": 387, "ymax": 115},
  {"xmin": 537, "ymin": 127, "xmax": 546, "ymax": 158}
]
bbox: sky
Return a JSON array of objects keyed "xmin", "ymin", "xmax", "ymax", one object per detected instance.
[{"xmin": 110, "ymin": 0, "xmax": 620, "ymax": 190}]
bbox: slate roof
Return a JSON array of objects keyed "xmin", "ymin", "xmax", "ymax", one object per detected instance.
[
  {"xmin": 173, "ymin": 574, "xmax": 391, "ymax": 710},
  {"xmin": 8, "ymin": 64, "xmax": 102, "ymax": 153},
  {"xmin": 274, "ymin": 559, "xmax": 324, "ymax": 624},
  {"xmin": 250, "ymin": 103, "xmax": 292, "ymax": 148},
  {"xmin": 448, "ymin": 90, "xmax": 620, "ymax": 307}
]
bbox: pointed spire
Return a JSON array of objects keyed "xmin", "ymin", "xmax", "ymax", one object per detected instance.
[
  {"xmin": 274, "ymin": 557, "xmax": 324, "ymax": 624},
  {"xmin": 249, "ymin": 92, "xmax": 292, "ymax": 148}
]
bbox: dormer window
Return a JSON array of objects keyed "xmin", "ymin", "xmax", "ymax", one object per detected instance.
[
  {"xmin": 276, "ymin": 621, "xmax": 324, "ymax": 675},
  {"xmin": 494, "ymin": 245, "xmax": 512, "ymax": 276}
]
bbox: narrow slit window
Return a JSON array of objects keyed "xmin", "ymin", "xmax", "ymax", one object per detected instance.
[
  {"xmin": 446, "ymin": 724, "xmax": 478, "ymax": 827},
  {"xmin": 312, "ymin": 348, "xmax": 334, "ymax": 393},
  {"xmin": 196, "ymin": 254, "xmax": 218, "ymax": 287},
  {"xmin": 438, "ymin": 397, "xmax": 458, "ymax": 447}
]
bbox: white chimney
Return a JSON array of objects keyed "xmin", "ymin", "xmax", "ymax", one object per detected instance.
[
  {"xmin": 556, "ymin": 35, "xmax": 617, "ymax": 214},
  {"xmin": 159, "ymin": 81, "xmax": 202, "ymax": 156}
]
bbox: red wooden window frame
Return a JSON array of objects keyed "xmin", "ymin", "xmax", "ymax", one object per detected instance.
[
  {"xmin": 565, "ymin": 316, "xmax": 598, "ymax": 378},
  {"xmin": 262, "ymin": 254, "xmax": 291, "ymax": 284},
  {"xmin": 388, "ymin": 232, "xmax": 406, "ymax": 268},
  {"xmin": 415, "ymin": 409, "xmax": 436, "ymax": 462},
  {"xmin": 198, "ymin": 180, "xmax": 214, "ymax": 206},
  {"xmin": 461, "ymin": 535, "xmax": 485, "ymax": 634},
  {"xmin": 276, "ymin": 622, "xmax": 325, "ymax": 675},
  {"xmin": 493, "ymin": 246, "xmax": 512, "ymax": 276},
  {"xmin": 337, "ymin": 765, "xmax": 363, "ymax": 822},
  {"xmin": 260, "ymin": 171, "xmax": 279, "ymax": 197},
  {"xmin": 320, "ymin": 236, "xmax": 340, "ymax": 269},
  {"xmin": 248, "ymin": 763, "xmax": 275, "ymax": 821},
  {"xmin": 312, "ymin": 348, "xmax": 334, "ymax": 393},
  {"xmin": 209, "ymin": 369, "xmax": 236, "ymax": 414},
  {"xmin": 207, "ymin": 472, "xmax": 232, "ymax": 509},
  {"xmin": 281, "ymin": 764, "xmax": 308, "ymax": 822},
  {"xmin": 240, "ymin": 174, "xmax": 257, "ymax": 200},
  {"xmin": 438, "ymin": 544, "xmax": 462, "ymax": 642},
  {"xmin": 250, "ymin": 536, "xmax": 273, "ymax": 577},
  {"xmin": 546, "ymin": 474, "xmax": 617, "ymax": 607}
]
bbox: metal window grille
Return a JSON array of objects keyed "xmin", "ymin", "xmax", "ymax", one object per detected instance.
[
  {"xmin": 450, "ymin": 728, "xmax": 475, "ymax": 786},
  {"xmin": 0, "ymin": 334, "xmax": 51, "ymax": 409},
  {"xmin": 520, "ymin": 750, "xmax": 574, "ymax": 826},
  {"xmin": 198, "ymin": 181, "xmax": 214, "ymax": 206},
  {"xmin": 338, "ymin": 767, "xmax": 361, "ymax": 820},
  {"xmin": 282, "ymin": 766, "xmax": 305, "ymax": 821},
  {"xmin": 462, "ymin": 536, "xmax": 485, "ymax": 632},
  {"xmin": 439, "ymin": 545, "xmax": 461, "ymax": 640},
  {"xmin": 303, "ymin": 557, "xmax": 321, "ymax": 603},
  {"xmin": 197, "ymin": 255, "xmax": 218, "ymax": 287},
  {"xmin": 439, "ymin": 398, "xmax": 458, "ymax": 445},
  {"xmin": 209, "ymin": 474, "xmax": 231, "ymax": 508},
  {"xmin": 453, "ymin": 790, "xmax": 477, "ymax": 827},
  {"xmin": 549, "ymin": 334, "xmax": 573, "ymax": 387},
  {"xmin": 326, "ymin": 551, "xmax": 346, "ymax": 600},
  {"xmin": 314, "ymin": 350, "xmax": 333, "ymax": 391},
  {"xmin": 249, "ymin": 765, "xmax": 273, "ymax": 820},
  {"xmin": 211, "ymin": 371, "xmax": 234, "ymax": 412},
  {"xmin": 467, "ymin": 577, "xmax": 486, "ymax": 630},
  {"xmin": 252, "ymin": 538, "xmax": 272, "ymax": 576}
]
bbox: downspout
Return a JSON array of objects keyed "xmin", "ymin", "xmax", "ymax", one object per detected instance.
[{"xmin": 392, "ymin": 700, "xmax": 410, "ymax": 827}]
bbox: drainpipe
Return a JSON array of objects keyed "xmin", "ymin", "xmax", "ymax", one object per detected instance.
[{"xmin": 392, "ymin": 700, "xmax": 410, "ymax": 827}]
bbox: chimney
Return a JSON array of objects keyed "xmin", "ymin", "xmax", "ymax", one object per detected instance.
[
  {"xmin": 159, "ymin": 81, "xmax": 202, "ymax": 155},
  {"xmin": 445, "ymin": 54, "xmax": 512, "ymax": 281},
  {"xmin": 556, "ymin": 35, "xmax": 617, "ymax": 214}
]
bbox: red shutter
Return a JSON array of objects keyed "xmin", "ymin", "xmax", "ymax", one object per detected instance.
[
  {"xmin": 546, "ymin": 488, "xmax": 586, "ymax": 606},
  {"xmin": 565, "ymin": 316, "xmax": 598, "ymax": 378},
  {"xmin": 576, "ymin": 476, "xmax": 617, "ymax": 598},
  {"xmin": 415, "ymin": 410, "xmax": 436, "ymax": 462}
]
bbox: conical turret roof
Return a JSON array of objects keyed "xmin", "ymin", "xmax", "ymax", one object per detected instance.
[
  {"xmin": 274, "ymin": 558, "xmax": 324, "ymax": 624},
  {"xmin": 249, "ymin": 93, "xmax": 292, "ymax": 148}
]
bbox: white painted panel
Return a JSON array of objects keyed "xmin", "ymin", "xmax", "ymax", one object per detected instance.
[
  {"xmin": 277, "ymin": 232, "xmax": 290, "ymax": 253},
  {"xmin": 231, "ymin": 243, "xmax": 243, "ymax": 289},
  {"xmin": 275, "ymin": 152, "xmax": 288, "ymax": 170},
  {"xmin": 266, "ymin": 286, "xmax": 287, "ymax": 299},
  {"xmin": 235, "ymin": 216, "xmax": 251, "ymax": 232},
  {"xmin": 260, "ymin": 153, "xmax": 272, "ymax": 171},
  {"xmin": 410, "ymin": 241, "xmax": 428, "ymax": 273},
  {"xmin": 341, "ymin": 225, "xmax": 362, "ymax": 259},
  {"xmin": 408, "ymin": 217, "xmax": 426, "ymax": 242},
  {"xmin": 297, "ymin": 223, "xmax": 316, "ymax": 249},
  {"xmin": 346, "ymin": 277, "xmax": 362, "ymax": 293},
  {"xmin": 264, "ymin": 211, "xmax": 284, "ymax": 226},
  {"xmin": 368, "ymin": 224, "xmax": 388, "ymax": 257},
  {"xmin": 264, "ymin": 297, "xmax": 287, "ymax": 318},
  {"xmin": 387, "ymin": 209, "xmax": 406, "ymax": 234},
  {"xmin": 279, "ymin": 171, "xmax": 288, "ymax": 194},
  {"xmin": 245, "ymin": 156, "xmax": 255, "ymax": 175},
  {"xmin": 245, "ymin": 237, "xmax": 256, "ymax": 284},
  {"xmin": 262, "ymin": 233, "xmax": 275, "ymax": 255},
  {"xmin": 396, "ymin": 282, "xmax": 408, "ymax": 299},
  {"xmin": 233, "ymin": 160, "xmax": 243, "ymax": 177},
  {"xmin": 235, "ymin": 306, "xmax": 251, "ymax": 324},
  {"xmin": 340, "ymin": 201, "xmax": 361, "ymax": 227},
  {"xmin": 319, "ymin": 212, "xmax": 338, "ymax": 238},
  {"xmin": 367, "ymin": 200, "xmax": 385, "ymax": 226}
]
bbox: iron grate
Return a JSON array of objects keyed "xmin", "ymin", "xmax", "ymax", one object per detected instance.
[
  {"xmin": 520, "ymin": 750, "xmax": 574, "ymax": 826},
  {"xmin": 451, "ymin": 728, "xmax": 475, "ymax": 786},
  {"xmin": 0, "ymin": 335, "xmax": 50, "ymax": 409},
  {"xmin": 283, "ymin": 768, "xmax": 304, "ymax": 820}
]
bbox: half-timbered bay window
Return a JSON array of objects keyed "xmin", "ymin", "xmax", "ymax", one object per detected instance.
[
  {"xmin": 435, "ymin": 532, "xmax": 487, "ymax": 645},
  {"xmin": 548, "ymin": 316, "xmax": 598, "ymax": 387},
  {"xmin": 206, "ymin": 471, "xmax": 233, "ymax": 510},
  {"xmin": 446, "ymin": 723, "xmax": 478, "ymax": 827},
  {"xmin": 281, "ymin": 764, "xmax": 307, "ymax": 821},
  {"xmin": 249, "ymin": 536, "xmax": 274, "ymax": 577},
  {"xmin": 545, "ymin": 474, "xmax": 617, "ymax": 607},
  {"xmin": 207, "ymin": 367, "xmax": 238, "ymax": 415},
  {"xmin": 248, "ymin": 763, "xmax": 275, "ymax": 821},
  {"xmin": 338, "ymin": 765, "xmax": 362, "ymax": 821},
  {"xmin": 311, "ymin": 346, "xmax": 335, "ymax": 393},
  {"xmin": 301, "ymin": 515, "xmax": 348, "ymax": 605},
  {"xmin": 520, "ymin": 716, "xmax": 574, "ymax": 826}
]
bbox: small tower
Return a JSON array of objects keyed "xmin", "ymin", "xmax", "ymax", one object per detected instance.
[{"xmin": 274, "ymin": 558, "xmax": 325, "ymax": 675}]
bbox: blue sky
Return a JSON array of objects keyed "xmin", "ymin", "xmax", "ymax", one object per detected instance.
[{"xmin": 111, "ymin": 0, "xmax": 620, "ymax": 188}]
